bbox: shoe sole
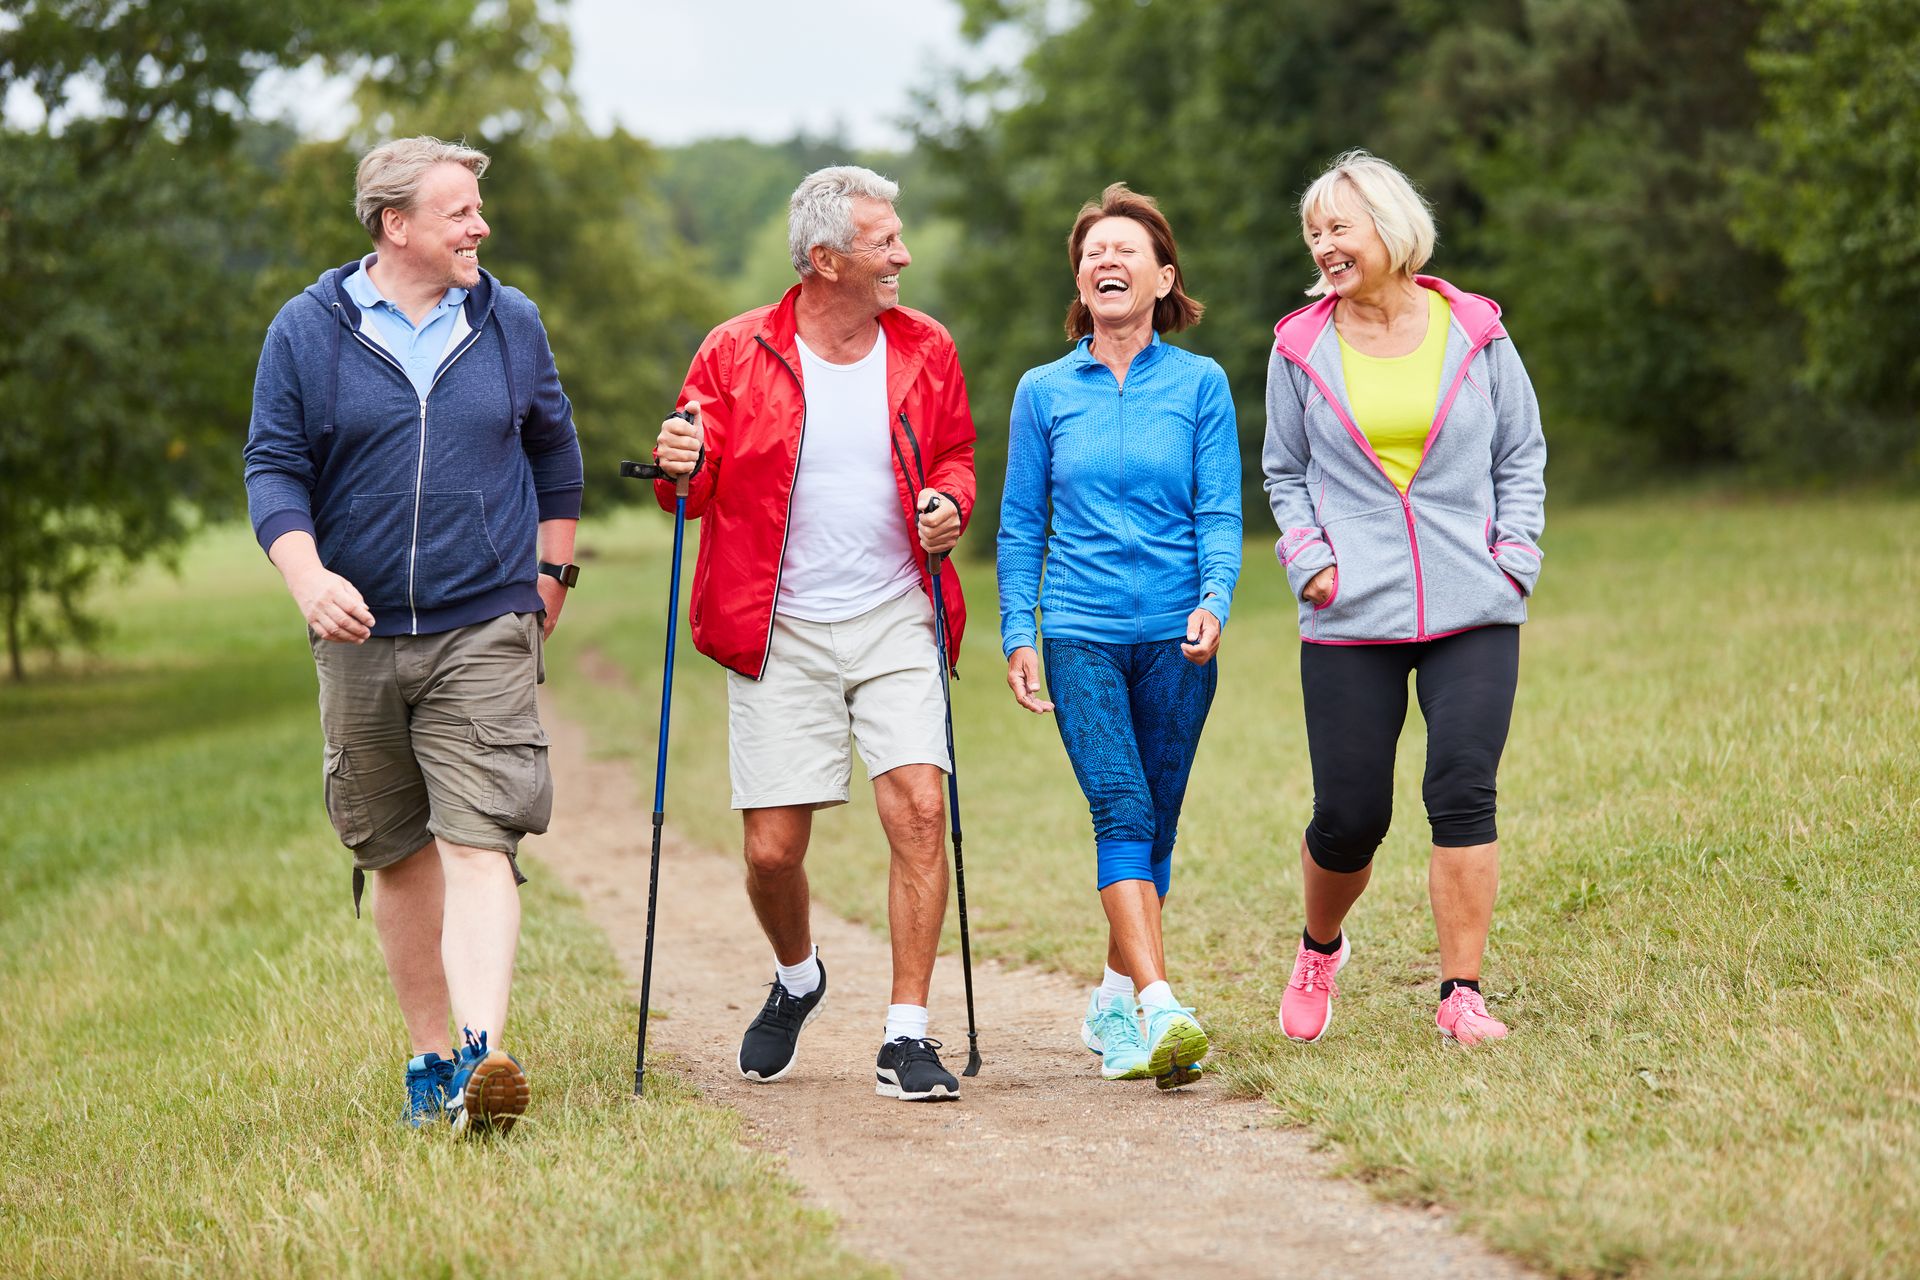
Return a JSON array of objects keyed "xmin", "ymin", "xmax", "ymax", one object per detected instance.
[
  {"xmin": 1436, "ymin": 1022, "xmax": 1508, "ymax": 1048},
  {"xmin": 450, "ymin": 1053, "xmax": 529, "ymax": 1136},
  {"xmin": 1146, "ymin": 1015, "xmax": 1209, "ymax": 1090},
  {"xmin": 1281, "ymin": 937, "xmax": 1352, "ymax": 1044},
  {"xmin": 1100, "ymin": 1058, "xmax": 1154, "ymax": 1081},
  {"xmin": 874, "ymin": 1070, "xmax": 959, "ymax": 1102},
  {"xmin": 738, "ymin": 990, "xmax": 827, "ymax": 1084}
]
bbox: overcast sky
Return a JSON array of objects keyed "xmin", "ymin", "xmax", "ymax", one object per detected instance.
[{"xmin": 568, "ymin": 0, "xmax": 1019, "ymax": 149}]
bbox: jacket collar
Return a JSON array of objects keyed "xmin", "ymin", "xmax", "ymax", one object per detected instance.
[
  {"xmin": 760, "ymin": 282, "xmax": 942, "ymax": 409},
  {"xmin": 1067, "ymin": 328, "xmax": 1164, "ymax": 372},
  {"xmin": 318, "ymin": 257, "xmax": 497, "ymax": 332},
  {"xmin": 1273, "ymin": 274, "xmax": 1503, "ymax": 361}
]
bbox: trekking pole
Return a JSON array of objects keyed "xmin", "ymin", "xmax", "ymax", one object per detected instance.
[
  {"xmin": 618, "ymin": 406, "xmax": 699, "ymax": 1097},
  {"xmin": 921, "ymin": 498, "xmax": 982, "ymax": 1077}
]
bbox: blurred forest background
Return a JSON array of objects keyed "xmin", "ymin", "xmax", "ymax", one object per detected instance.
[{"xmin": 3, "ymin": 0, "xmax": 1917, "ymax": 677}]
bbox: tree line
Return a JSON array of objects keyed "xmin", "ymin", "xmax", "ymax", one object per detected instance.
[{"xmin": 3, "ymin": 0, "xmax": 1914, "ymax": 676}]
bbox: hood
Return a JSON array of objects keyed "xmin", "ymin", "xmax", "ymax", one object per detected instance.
[
  {"xmin": 303, "ymin": 258, "xmax": 499, "ymax": 331},
  {"xmin": 1274, "ymin": 275, "xmax": 1504, "ymax": 360}
]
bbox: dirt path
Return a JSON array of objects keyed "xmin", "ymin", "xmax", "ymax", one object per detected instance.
[{"xmin": 525, "ymin": 682, "xmax": 1535, "ymax": 1280}]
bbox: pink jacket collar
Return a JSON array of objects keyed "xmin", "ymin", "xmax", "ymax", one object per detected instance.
[{"xmin": 1273, "ymin": 275, "xmax": 1505, "ymax": 357}]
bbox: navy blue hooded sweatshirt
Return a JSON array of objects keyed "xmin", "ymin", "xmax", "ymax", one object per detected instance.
[{"xmin": 244, "ymin": 261, "xmax": 584, "ymax": 637}]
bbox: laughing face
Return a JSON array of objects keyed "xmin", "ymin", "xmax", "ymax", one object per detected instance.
[
  {"xmin": 1075, "ymin": 215, "xmax": 1173, "ymax": 333},
  {"xmin": 1304, "ymin": 185, "xmax": 1392, "ymax": 301},
  {"xmin": 396, "ymin": 162, "xmax": 489, "ymax": 291},
  {"xmin": 839, "ymin": 196, "xmax": 912, "ymax": 313}
]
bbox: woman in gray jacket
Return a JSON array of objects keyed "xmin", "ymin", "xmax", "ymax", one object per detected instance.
[{"xmin": 1263, "ymin": 151, "xmax": 1545, "ymax": 1047}]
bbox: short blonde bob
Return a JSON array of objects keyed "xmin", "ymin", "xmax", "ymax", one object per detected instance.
[
  {"xmin": 354, "ymin": 136, "xmax": 490, "ymax": 244},
  {"xmin": 1298, "ymin": 150, "xmax": 1436, "ymax": 297}
]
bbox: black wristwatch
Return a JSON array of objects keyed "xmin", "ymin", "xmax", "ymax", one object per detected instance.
[{"xmin": 538, "ymin": 560, "xmax": 580, "ymax": 588}]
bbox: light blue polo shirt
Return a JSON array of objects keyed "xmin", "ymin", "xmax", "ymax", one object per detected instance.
[{"xmin": 343, "ymin": 254, "xmax": 469, "ymax": 400}]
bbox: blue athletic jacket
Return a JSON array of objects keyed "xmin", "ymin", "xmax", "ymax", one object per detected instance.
[
  {"xmin": 243, "ymin": 262, "xmax": 584, "ymax": 637},
  {"xmin": 998, "ymin": 333, "xmax": 1242, "ymax": 656}
]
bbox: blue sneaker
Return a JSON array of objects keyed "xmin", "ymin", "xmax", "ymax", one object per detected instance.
[
  {"xmin": 1087, "ymin": 996, "xmax": 1151, "ymax": 1081},
  {"xmin": 403, "ymin": 1052, "xmax": 456, "ymax": 1127},
  {"xmin": 1081, "ymin": 990, "xmax": 1108, "ymax": 1055},
  {"xmin": 446, "ymin": 1027, "xmax": 529, "ymax": 1136},
  {"xmin": 1143, "ymin": 1003, "xmax": 1209, "ymax": 1091}
]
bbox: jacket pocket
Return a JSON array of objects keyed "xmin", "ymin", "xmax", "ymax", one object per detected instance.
[
  {"xmin": 468, "ymin": 715, "xmax": 552, "ymax": 834},
  {"xmin": 323, "ymin": 744, "xmax": 377, "ymax": 848},
  {"xmin": 332, "ymin": 491, "xmax": 415, "ymax": 609},
  {"xmin": 1417, "ymin": 502, "xmax": 1526, "ymax": 634},
  {"xmin": 1311, "ymin": 504, "xmax": 1417, "ymax": 640},
  {"xmin": 413, "ymin": 491, "xmax": 506, "ymax": 609}
]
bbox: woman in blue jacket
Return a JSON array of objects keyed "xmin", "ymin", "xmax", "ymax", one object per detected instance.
[{"xmin": 998, "ymin": 184, "xmax": 1241, "ymax": 1089}]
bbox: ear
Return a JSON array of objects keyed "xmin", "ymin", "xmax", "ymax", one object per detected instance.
[
  {"xmin": 1155, "ymin": 262, "xmax": 1176, "ymax": 300},
  {"xmin": 808, "ymin": 243, "xmax": 842, "ymax": 283},
  {"xmin": 380, "ymin": 206, "xmax": 409, "ymax": 248}
]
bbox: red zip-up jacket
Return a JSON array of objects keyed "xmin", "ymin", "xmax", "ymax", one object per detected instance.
[{"xmin": 654, "ymin": 285, "xmax": 977, "ymax": 679}]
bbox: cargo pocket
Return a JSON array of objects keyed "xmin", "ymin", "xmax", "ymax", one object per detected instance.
[
  {"xmin": 469, "ymin": 715, "xmax": 553, "ymax": 834},
  {"xmin": 323, "ymin": 744, "xmax": 377, "ymax": 848}
]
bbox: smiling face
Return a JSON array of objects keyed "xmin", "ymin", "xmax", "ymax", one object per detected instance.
[
  {"xmin": 1303, "ymin": 183, "xmax": 1395, "ymax": 302},
  {"xmin": 387, "ymin": 162, "xmax": 489, "ymax": 291},
  {"xmin": 828, "ymin": 196, "xmax": 911, "ymax": 315},
  {"xmin": 1074, "ymin": 215, "xmax": 1173, "ymax": 333}
]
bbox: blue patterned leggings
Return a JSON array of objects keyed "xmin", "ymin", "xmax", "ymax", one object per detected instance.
[{"xmin": 1043, "ymin": 637, "xmax": 1218, "ymax": 895}]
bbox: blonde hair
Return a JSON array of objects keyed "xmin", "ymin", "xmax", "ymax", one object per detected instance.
[
  {"xmin": 354, "ymin": 136, "xmax": 490, "ymax": 244},
  {"xmin": 1298, "ymin": 150, "xmax": 1436, "ymax": 297}
]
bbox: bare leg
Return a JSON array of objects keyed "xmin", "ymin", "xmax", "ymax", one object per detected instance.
[
  {"xmin": 1301, "ymin": 837, "xmax": 1371, "ymax": 944},
  {"xmin": 370, "ymin": 840, "xmax": 450, "ymax": 1057},
  {"xmin": 1430, "ymin": 840, "xmax": 1499, "ymax": 980},
  {"xmin": 1099, "ymin": 881, "xmax": 1166, "ymax": 989},
  {"xmin": 873, "ymin": 764, "xmax": 948, "ymax": 1006},
  {"xmin": 742, "ymin": 805, "xmax": 814, "ymax": 966},
  {"xmin": 437, "ymin": 837, "xmax": 520, "ymax": 1045}
]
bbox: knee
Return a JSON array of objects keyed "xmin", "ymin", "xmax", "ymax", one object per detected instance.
[
  {"xmin": 890, "ymin": 789, "xmax": 947, "ymax": 863},
  {"xmin": 1306, "ymin": 801, "xmax": 1389, "ymax": 874},
  {"xmin": 744, "ymin": 835, "xmax": 807, "ymax": 880}
]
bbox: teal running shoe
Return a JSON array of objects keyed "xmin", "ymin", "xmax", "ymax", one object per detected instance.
[
  {"xmin": 403, "ymin": 1052, "xmax": 455, "ymax": 1127},
  {"xmin": 1143, "ymin": 1003, "xmax": 1210, "ymax": 1091},
  {"xmin": 1087, "ymin": 996, "xmax": 1151, "ymax": 1081},
  {"xmin": 1080, "ymin": 989, "xmax": 1109, "ymax": 1055}
]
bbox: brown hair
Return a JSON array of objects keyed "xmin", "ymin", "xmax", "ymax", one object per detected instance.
[{"xmin": 1064, "ymin": 183, "xmax": 1204, "ymax": 341}]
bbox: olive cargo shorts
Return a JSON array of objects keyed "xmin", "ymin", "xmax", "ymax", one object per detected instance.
[{"xmin": 311, "ymin": 612, "xmax": 551, "ymax": 909}]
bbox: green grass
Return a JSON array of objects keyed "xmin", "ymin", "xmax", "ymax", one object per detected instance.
[
  {"xmin": 556, "ymin": 494, "xmax": 1920, "ymax": 1280},
  {"xmin": 0, "ymin": 533, "xmax": 885, "ymax": 1280}
]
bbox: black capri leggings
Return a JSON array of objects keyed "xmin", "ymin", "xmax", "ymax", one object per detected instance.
[{"xmin": 1300, "ymin": 625, "xmax": 1519, "ymax": 873}]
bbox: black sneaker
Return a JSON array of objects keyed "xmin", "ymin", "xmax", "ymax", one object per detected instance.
[
  {"xmin": 875, "ymin": 1036, "xmax": 959, "ymax": 1102},
  {"xmin": 737, "ymin": 957, "xmax": 828, "ymax": 1083}
]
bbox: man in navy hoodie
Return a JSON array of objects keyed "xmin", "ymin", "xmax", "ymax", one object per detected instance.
[{"xmin": 244, "ymin": 137, "xmax": 583, "ymax": 1134}]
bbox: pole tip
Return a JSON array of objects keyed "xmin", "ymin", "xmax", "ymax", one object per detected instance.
[{"xmin": 963, "ymin": 1049, "xmax": 982, "ymax": 1077}]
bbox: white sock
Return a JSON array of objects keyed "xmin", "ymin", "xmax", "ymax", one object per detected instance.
[
  {"xmin": 775, "ymin": 947, "xmax": 821, "ymax": 998},
  {"xmin": 1138, "ymin": 980, "xmax": 1178, "ymax": 1011},
  {"xmin": 884, "ymin": 1003, "xmax": 929, "ymax": 1043},
  {"xmin": 1098, "ymin": 966, "xmax": 1135, "ymax": 1007}
]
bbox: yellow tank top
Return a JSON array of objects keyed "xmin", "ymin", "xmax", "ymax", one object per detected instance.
[{"xmin": 1337, "ymin": 290, "xmax": 1451, "ymax": 493}]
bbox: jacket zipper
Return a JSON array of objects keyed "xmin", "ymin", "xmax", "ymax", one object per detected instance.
[
  {"xmin": 342, "ymin": 307, "xmax": 488, "ymax": 635},
  {"xmin": 753, "ymin": 335, "xmax": 809, "ymax": 681}
]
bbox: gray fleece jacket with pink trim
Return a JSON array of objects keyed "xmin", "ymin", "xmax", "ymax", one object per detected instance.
[{"xmin": 1262, "ymin": 276, "xmax": 1546, "ymax": 645}]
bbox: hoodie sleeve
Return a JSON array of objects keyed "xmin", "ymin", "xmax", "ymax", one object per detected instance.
[
  {"xmin": 519, "ymin": 304, "xmax": 584, "ymax": 521},
  {"xmin": 1261, "ymin": 347, "xmax": 1337, "ymax": 599},
  {"xmin": 996, "ymin": 372, "xmax": 1049, "ymax": 657},
  {"xmin": 242, "ymin": 321, "xmax": 319, "ymax": 554},
  {"xmin": 1193, "ymin": 360, "xmax": 1242, "ymax": 628},
  {"xmin": 1485, "ymin": 337, "xmax": 1547, "ymax": 595}
]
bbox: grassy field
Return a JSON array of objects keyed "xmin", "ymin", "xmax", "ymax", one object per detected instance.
[
  {"xmin": 556, "ymin": 494, "xmax": 1920, "ymax": 1280},
  {"xmin": 0, "ymin": 534, "xmax": 884, "ymax": 1279}
]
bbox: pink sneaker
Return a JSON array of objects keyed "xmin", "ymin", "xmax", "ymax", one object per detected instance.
[
  {"xmin": 1279, "ymin": 933, "xmax": 1350, "ymax": 1042},
  {"xmin": 1435, "ymin": 987, "xmax": 1508, "ymax": 1046}
]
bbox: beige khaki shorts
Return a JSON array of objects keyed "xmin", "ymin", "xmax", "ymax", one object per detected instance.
[
  {"xmin": 311, "ymin": 612, "xmax": 551, "ymax": 890},
  {"xmin": 728, "ymin": 588, "xmax": 950, "ymax": 809}
]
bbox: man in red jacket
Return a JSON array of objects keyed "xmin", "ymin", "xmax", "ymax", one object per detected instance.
[{"xmin": 652, "ymin": 166, "xmax": 976, "ymax": 1101}]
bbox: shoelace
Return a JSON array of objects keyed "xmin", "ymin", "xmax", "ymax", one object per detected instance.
[
  {"xmin": 1094, "ymin": 1002, "xmax": 1145, "ymax": 1051},
  {"xmin": 888, "ymin": 1036, "xmax": 945, "ymax": 1066},
  {"xmin": 1291, "ymin": 950, "xmax": 1341, "ymax": 993},
  {"xmin": 1440, "ymin": 988, "xmax": 1492, "ymax": 1023},
  {"xmin": 754, "ymin": 981, "xmax": 808, "ymax": 1033},
  {"xmin": 460, "ymin": 1026, "xmax": 490, "ymax": 1062}
]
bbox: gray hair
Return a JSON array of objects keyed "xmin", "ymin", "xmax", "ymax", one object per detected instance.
[
  {"xmin": 788, "ymin": 165, "xmax": 900, "ymax": 277},
  {"xmin": 354, "ymin": 136, "xmax": 491, "ymax": 244},
  {"xmin": 1299, "ymin": 150, "xmax": 1437, "ymax": 297}
]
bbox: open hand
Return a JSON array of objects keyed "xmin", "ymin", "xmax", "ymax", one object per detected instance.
[{"xmin": 1005, "ymin": 646, "xmax": 1054, "ymax": 713}]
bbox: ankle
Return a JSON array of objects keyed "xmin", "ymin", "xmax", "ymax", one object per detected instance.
[
  {"xmin": 1302, "ymin": 926, "xmax": 1342, "ymax": 956},
  {"xmin": 1440, "ymin": 977, "xmax": 1481, "ymax": 1001}
]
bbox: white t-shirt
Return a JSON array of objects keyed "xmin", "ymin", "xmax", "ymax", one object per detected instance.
[{"xmin": 777, "ymin": 329, "xmax": 921, "ymax": 622}]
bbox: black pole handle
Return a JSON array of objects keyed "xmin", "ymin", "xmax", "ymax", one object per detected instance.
[
  {"xmin": 920, "ymin": 495, "xmax": 949, "ymax": 573},
  {"xmin": 621, "ymin": 408, "xmax": 699, "ymax": 497}
]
